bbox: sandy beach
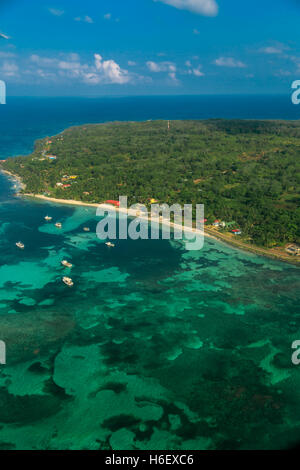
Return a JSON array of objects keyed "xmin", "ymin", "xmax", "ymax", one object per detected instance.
[
  {"xmin": 0, "ymin": 168, "xmax": 296, "ymax": 265},
  {"xmin": 18, "ymin": 193, "xmax": 299, "ymax": 265},
  {"xmin": 18, "ymin": 193, "xmax": 299, "ymax": 266},
  {"xmin": 22, "ymin": 193, "xmax": 207, "ymax": 239}
]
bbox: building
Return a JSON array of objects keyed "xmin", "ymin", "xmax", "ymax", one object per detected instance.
[{"xmin": 105, "ymin": 200, "xmax": 120, "ymax": 207}]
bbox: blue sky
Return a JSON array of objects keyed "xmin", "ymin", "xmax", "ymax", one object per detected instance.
[{"xmin": 0, "ymin": 0, "xmax": 300, "ymax": 96}]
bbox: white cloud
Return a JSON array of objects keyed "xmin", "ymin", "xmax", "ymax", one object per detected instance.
[
  {"xmin": 128, "ymin": 61, "xmax": 137, "ymax": 66},
  {"xmin": 74, "ymin": 15, "xmax": 94, "ymax": 23},
  {"xmin": 260, "ymin": 46, "xmax": 283, "ymax": 55},
  {"xmin": 274, "ymin": 69, "xmax": 291, "ymax": 77},
  {"xmin": 58, "ymin": 60, "xmax": 84, "ymax": 71},
  {"xmin": 27, "ymin": 53, "xmax": 132, "ymax": 85},
  {"xmin": 146, "ymin": 61, "xmax": 176, "ymax": 73},
  {"xmin": 66, "ymin": 53, "xmax": 80, "ymax": 61},
  {"xmin": 30, "ymin": 55, "xmax": 57, "ymax": 66},
  {"xmin": 155, "ymin": 0, "xmax": 218, "ymax": 16},
  {"xmin": 214, "ymin": 57, "xmax": 246, "ymax": 68},
  {"xmin": 288, "ymin": 56, "xmax": 300, "ymax": 73},
  {"xmin": 48, "ymin": 8, "xmax": 64, "ymax": 16},
  {"xmin": 35, "ymin": 69, "xmax": 56, "ymax": 79},
  {"xmin": 94, "ymin": 54, "xmax": 130, "ymax": 84},
  {"xmin": 192, "ymin": 66, "xmax": 204, "ymax": 76},
  {"xmin": 185, "ymin": 61, "xmax": 204, "ymax": 76},
  {"xmin": 104, "ymin": 13, "xmax": 112, "ymax": 20},
  {"xmin": 147, "ymin": 61, "xmax": 179, "ymax": 83},
  {"xmin": 260, "ymin": 43, "xmax": 289, "ymax": 55},
  {"xmin": 0, "ymin": 51, "xmax": 16, "ymax": 58},
  {"xmin": 168, "ymin": 72, "xmax": 179, "ymax": 83},
  {"xmin": 1, "ymin": 61, "xmax": 19, "ymax": 77}
]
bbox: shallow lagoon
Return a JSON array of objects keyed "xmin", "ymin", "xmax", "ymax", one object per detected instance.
[{"xmin": 0, "ymin": 175, "xmax": 300, "ymax": 450}]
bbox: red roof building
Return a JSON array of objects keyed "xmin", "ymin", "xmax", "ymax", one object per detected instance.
[{"xmin": 105, "ymin": 200, "xmax": 120, "ymax": 207}]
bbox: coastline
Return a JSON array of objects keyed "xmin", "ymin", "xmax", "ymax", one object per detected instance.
[
  {"xmin": 1, "ymin": 166, "xmax": 298, "ymax": 266},
  {"xmin": 20, "ymin": 191, "xmax": 300, "ymax": 266},
  {"xmin": 22, "ymin": 192, "xmax": 209, "ymax": 237}
]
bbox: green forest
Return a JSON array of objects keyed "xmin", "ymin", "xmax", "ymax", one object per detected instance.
[{"xmin": 2, "ymin": 119, "xmax": 300, "ymax": 248}]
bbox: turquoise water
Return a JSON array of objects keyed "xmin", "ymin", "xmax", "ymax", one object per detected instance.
[{"xmin": 0, "ymin": 97, "xmax": 300, "ymax": 450}]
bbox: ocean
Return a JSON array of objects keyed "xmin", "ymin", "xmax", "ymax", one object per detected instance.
[{"xmin": 0, "ymin": 95, "xmax": 299, "ymax": 450}]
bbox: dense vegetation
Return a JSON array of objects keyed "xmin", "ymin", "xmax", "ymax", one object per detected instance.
[{"xmin": 2, "ymin": 119, "xmax": 300, "ymax": 247}]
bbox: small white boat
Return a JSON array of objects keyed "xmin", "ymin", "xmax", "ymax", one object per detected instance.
[
  {"xmin": 83, "ymin": 227, "xmax": 90, "ymax": 232},
  {"xmin": 62, "ymin": 276, "xmax": 74, "ymax": 287},
  {"xmin": 55, "ymin": 222, "xmax": 62, "ymax": 229},
  {"xmin": 45, "ymin": 215, "xmax": 52, "ymax": 221},
  {"xmin": 105, "ymin": 242, "xmax": 115, "ymax": 248},
  {"xmin": 61, "ymin": 260, "xmax": 73, "ymax": 268},
  {"xmin": 16, "ymin": 242, "xmax": 25, "ymax": 249}
]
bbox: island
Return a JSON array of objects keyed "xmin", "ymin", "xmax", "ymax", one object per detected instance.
[{"xmin": 1, "ymin": 119, "xmax": 300, "ymax": 264}]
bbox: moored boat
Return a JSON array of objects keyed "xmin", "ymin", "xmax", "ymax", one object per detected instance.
[
  {"xmin": 62, "ymin": 276, "xmax": 74, "ymax": 287},
  {"xmin": 105, "ymin": 242, "xmax": 115, "ymax": 248},
  {"xmin": 16, "ymin": 242, "xmax": 25, "ymax": 249},
  {"xmin": 83, "ymin": 227, "xmax": 90, "ymax": 232},
  {"xmin": 45, "ymin": 215, "xmax": 52, "ymax": 221},
  {"xmin": 55, "ymin": 222, "xmax": 62, "ymax": 228}
]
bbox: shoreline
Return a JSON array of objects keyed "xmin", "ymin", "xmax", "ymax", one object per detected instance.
[
  {"xmin": 22, "ymin": 192, "xmax": 209, "ymax": 237},
  {"xmin": 19, "ymin": 192, "xmax": 300, "ymax": 266},
  {"xmin": 1, "ymin": 168, "xmax": 298, "ymax": 266}
]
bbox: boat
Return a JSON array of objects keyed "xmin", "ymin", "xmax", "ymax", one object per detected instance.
[
  {"xmin": 16, "ymin": 242, "xmax": 25, "ymax": 249},
  {"xmin": 83, "ymin": 227, "xmax": 90, "ymax": 232},
  {"xmin": 105, "ymin": 242, "xmax": 115, "ymax": 248},
  {"xmin": 61, "ymin": 260, "xmax": 73, "ymax": 268},
  {"xmin": 45, "ymin": 215, "xmax": 52, "ymax": 221},
  {"xmin": 55, "ymin": 222, "xmax": 62, "ymax": 228},
  {"xmin": 62, "ymin": 276, "xmax": 74, "ymax": 287}
]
